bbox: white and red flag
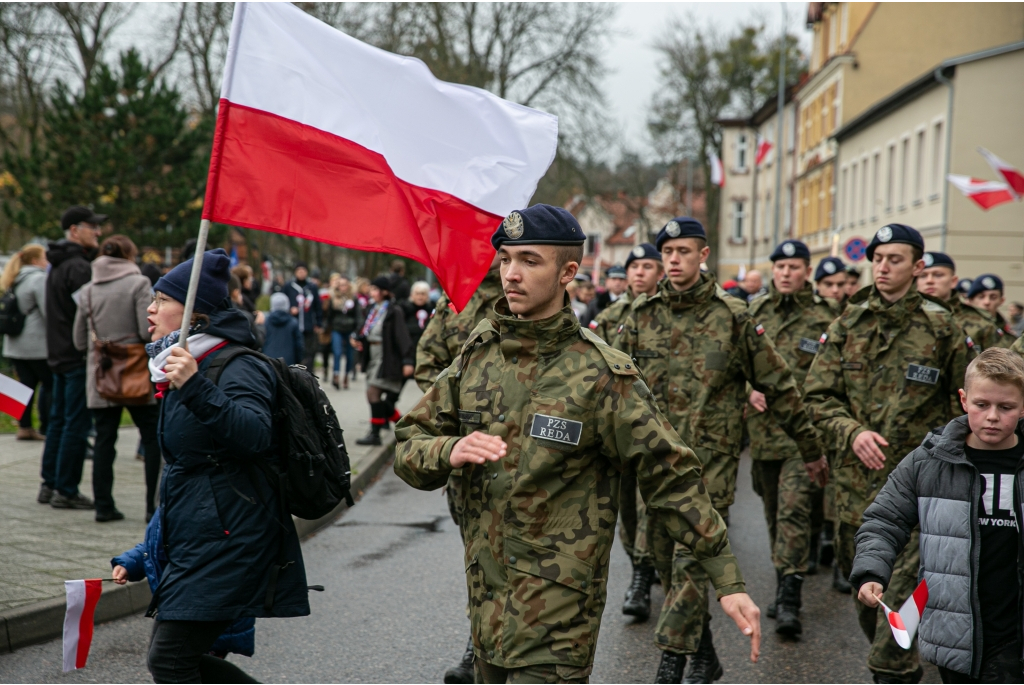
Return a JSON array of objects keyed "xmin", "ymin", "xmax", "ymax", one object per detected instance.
[
  {"xmin": 978, "ymin": 147, "xmax": 1024, "ymax": 198},
  {"xmin": 948, "ymin": 174, "xmax": 1016, "ymax": 210},
  {"xmin": 709, "ymin": 151, "xmax": 725, "ymax": 187},
  {"xmin": 0, "ymin": 372, "xmax": 33, "ymax": 421},
  {"xmin": 63, "ymin": 579, "xmax": 102, "ymax": 672},
  {"xmin": 880, "ymin": 579, "xmax": 928, "ymax": 650},
  {"xmin": 755, "ymin": 137, "xmax": 774, "ymax": 166},
  {"xmin": 202, "ymin": 3, "xmax": 557, "ymax": 311}
]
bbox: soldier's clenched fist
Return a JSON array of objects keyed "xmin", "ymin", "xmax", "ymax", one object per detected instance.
[{"xmin": 449, "ymin": 431, "xmax": 507, "ymax": 468}]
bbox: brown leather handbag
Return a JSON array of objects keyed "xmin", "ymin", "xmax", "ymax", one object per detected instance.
[{"xmin": 87, "ymin": 290, "xmax": 152, "ymax": 405}]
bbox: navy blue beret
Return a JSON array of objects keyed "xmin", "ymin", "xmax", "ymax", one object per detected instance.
[
  {"xmin": 955, "ymin": 278, "xmax": 973, "ymax": 295},
  {"xmin": 491, "ymin": 204, "xmax": 585, "ymax": 250},
  {"xmin": 573, "ymin": 274, "xmax": 592, "ymax": 284},
  {"xmin": 845, "ymin": 264, "xmax": 861, "ymax": 277},
  {"xmin": 655, "ymin": 217, "xmax": 706, "ymax": 251},
  {"xmin": 155, "ymin": 248, "xmax": 231, "ymax": 315},
  {"xmin": 865, "ymin": 223, "xmax": 924, "ymax": 261},
  {"xmin": 967, "ymin": 274, "xmax": 1004, "ymax": 299},
  {"xmin": 606, "ymin": 265, "xmax": 627, "ymax": 279},
  {"xmin": 814, "ymin": 257, "xmax": 846, "ymax": 281},
  {"xmin": 770, "ymin": 240, "xmax": 811, "ymax": 262},
  {"xmin": 922, "ymin": 252, "xmax": 955, "ymax": 271},
  {"xmin": 625, "ymin": 243, "xmax": 661, "ymax": 269}
]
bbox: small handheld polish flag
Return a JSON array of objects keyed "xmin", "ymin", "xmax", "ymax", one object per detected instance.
[
  {"xmin": 0, "ymin": 372, "xmax": 33, "ymax": 421},
  {"xmin": 709, "ymin": 151, "xmax": 725, "ymax": 187},
  {"xmin": 880, "ymin": 579, "xmax": 928, "ymax": 650},
  {"xmin": 63, "ymin": 579, "xmax": 102, "ymax": 671}
]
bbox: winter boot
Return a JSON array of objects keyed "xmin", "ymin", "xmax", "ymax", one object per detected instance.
[
  {"xmin": 443, "ymin": 636, "xmax": 476, "ymax": 684},
  {"xmin": 766, "ymin": 569, "xmax": 782, "ymax": 619},
  {"xmin": 356, "ymin": 402, "xmax": 386, "ymax": 445},
  {"xmin": 819, "ymin": 522, "xmax": 836, "ymax": 568},
  {"xmin": 655, "ymin": 651, "xmax": 687, "ymax": 684},
  {"xmin": 622, "ymin": 563, "xmax": 656, "ymax": 621},
  {"xmin": 683, "ymin": 625, "xmax": 722, "ymax": 684},
  {"xmin": 775, "ymin": 573, "xmax": 803, "ymax": 637},
  {"xmin": 832, "ymin": 564, "xmax": 852, "ymax": 594},
  {"xmin": 807, "ymin": 531, "xmax": 820, "ymax": 575},
  {"xmin": 332, "ymin": 373, "xmax": 341, "ymax": 390}
]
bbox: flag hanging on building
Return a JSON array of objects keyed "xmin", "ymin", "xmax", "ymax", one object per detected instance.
[
  {"xmin": 202, "ymin": 2, "xmax": 558, "ymax": 311},
  {"xmin": 880, "ymin": 579, "xmax": 928, "ymax": 650},
  {"xmin": 709, "ymin": 152, "xmax": 725, "ymax": 187},
  {"xmin": 948, "ymin": 174, "xmax": 1016, "ymax": 210},
  {"xmin": 63, "ymin": 579, "xmax": 102, "ymax": 672},
  {"xmin": 755, "ymin": 138, "xmax": 774, "ymax": 166},
  {"xmin": 0, "ymin": 372, "xmax": 33, "ymax": 421},
  {"xmin": 978, "ymin": 148, "xmax": 1024, "ymax": 197}
]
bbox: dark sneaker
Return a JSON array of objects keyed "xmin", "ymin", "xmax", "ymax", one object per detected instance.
[
  {"xmin": 96, "ymin": 509, "xmax": 125, "ymax": 523},
  {"xmin": 37, "ymin": 484, "xmax": 54, "ymax": 504},
  {"xmin": 50, "ymin": 492, "xmax": 95, "ymax": 510}
]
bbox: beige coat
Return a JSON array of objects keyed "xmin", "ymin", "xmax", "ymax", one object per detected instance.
[{"xmin": 73, "ymin": 256, "xmax": 154, "ymax": 408}]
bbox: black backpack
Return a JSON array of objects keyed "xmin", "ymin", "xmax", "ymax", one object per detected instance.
[
  {"xmin": 205, "ymin": 346, "xmax": 355, "ymax": 520},
  {"xmin": 0, "ymin": 288, "xmax": 26, "ymax": 336}
]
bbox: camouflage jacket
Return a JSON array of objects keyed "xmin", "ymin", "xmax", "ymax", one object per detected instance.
[
  {"xmin": 614, "ymin": 272, "xmax": 822, "ymax": 464},
  {"xmin": 746, "ymin": 283, "xmax": 840, "ymax": 461},
  {"xmin": 945, "ymin": 296, "xmax": 1000, "ymax": 353},
  {"xmin": 587, "ymin": 290, "xmax": 632, "ymax": 344},
  {"xmin": 394, "ymin": 299, "xmax": 743, "ymax": 669},
  {"xmin": 803, "ymin": 286, "xmax": 970, "ymax": 525},
  {"xmin": 414, "ymin": 269, "xmax": 504, "ymax": 391},
  {"xmin": 993, "ymin": 310, "xmax": 1018, "ymax": 348}
]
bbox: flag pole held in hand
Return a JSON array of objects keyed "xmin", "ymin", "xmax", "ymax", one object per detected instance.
[{"xmin": 176, "ymin": 218, "xmax": 212, "ymax": 352}]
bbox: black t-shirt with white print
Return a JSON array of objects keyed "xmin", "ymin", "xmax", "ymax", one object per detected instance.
[{"xmin": 966, "ymin": 439, "xmax": 1023, "ymax": 650}]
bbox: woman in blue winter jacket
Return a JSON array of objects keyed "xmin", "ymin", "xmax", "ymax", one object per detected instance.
[{"xmin": 142, "ymin": 249, "xmax": 309, "ymax": 683}]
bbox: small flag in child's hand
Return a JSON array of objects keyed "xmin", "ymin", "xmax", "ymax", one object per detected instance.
[
  {"xmin": 63, "ymin": 579, "xmax": 102, "ymax": 672},
  {"xmin": 880, "ymin": 579, "xmax": 928, "ymax": 649},
  {"xmin": 0, "ymin": 372, "xmax": 33, "ymax": 421}
]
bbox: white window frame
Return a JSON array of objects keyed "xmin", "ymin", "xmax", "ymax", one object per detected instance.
[
  {"xmin": 930, "ymin": 119, "xmax": 944, "ymax": 200},
  {"xmin": 899, "ymin": 136, "xmax": 910, "ymax": 210},
  {"xmin": 732, "ymin": 200, "xmax": 746, "ymax": 240},
  {"xmin": 913, "ymin": 127, "xmax": 926, "ymax": 205},
  {"xmin": 737, "ymin": 134, "xmax": 748, "ymax": 171}
]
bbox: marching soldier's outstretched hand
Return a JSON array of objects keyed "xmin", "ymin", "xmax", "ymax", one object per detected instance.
[{"xmin": 720, "ymin": 592, "xmax": 762, "ymax": 663}]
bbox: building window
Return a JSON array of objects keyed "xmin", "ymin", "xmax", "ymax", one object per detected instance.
[
  {"xmin": 840, "ymin": 167, "xmax": 849, "ymax": 226},
  {"xmin": 850, "ymin": 163, "xmax": 858, "ymax": 224},
  {"xmin": 732, "ymin": 201, "xmax": 746, "ymax": 240},
  {"xmin": 787, "ymin": 108, "xmax": 796, "ymax": 152},
  {"xmin": 784, "ymin": 186, "xmax": 792, "ymax": 234},
  {"xmin": 831, "ymin": 83, "xmax": 840, "ymax": 132},
  {"xmin": 931, "ymin": 121, "xmax": 944, "ymax": 197},
  {"xmin": 861, "ymin": 158, "xmax": 869, "ymax": 222},
  {"xmin": 872, "ymin": 152, "xmax": 881, "ymax": 220},
  {"xmin": 899, "ymin": 137, "xmax": 909, "ymax": 208},
  {"xmin": 586, "ymin": 234, "xmax": 596, "ymax": 255},
  {"xmin": 737, "ymin": 134, "xmax": 748, "ymax": 170},
  {"xmin": 914, "ymin": 130, "xmax": 925, "ymax": 203},
  {"xmin": 886, "ymin": 144, "xmax": 896, "ymax": 211}
]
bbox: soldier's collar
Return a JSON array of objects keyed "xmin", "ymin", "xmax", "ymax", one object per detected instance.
[
  {"xmin": 769, "ymin": 281, "xmax": 814, "ymax": 306},
  {"xmin": 492, "ymin": 295, "xmax": 581, "ymax": 358},
  {"xmin": 661, "ymin": 271, "xmax": 714, "ymax": 309}
]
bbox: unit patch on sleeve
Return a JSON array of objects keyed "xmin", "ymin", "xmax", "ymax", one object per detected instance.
[
  {"xmin": 755, "ymin": 323, "xmax": 766, "ymax": 336},
  {"xmin": 529, "ymin": 414, "xmax": 583, "ymax": 446}
]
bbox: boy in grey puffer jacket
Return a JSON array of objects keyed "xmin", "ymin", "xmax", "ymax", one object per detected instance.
[{"xmin": 852, "ymin": 348, "xmax": 1024, "ymax": 683}]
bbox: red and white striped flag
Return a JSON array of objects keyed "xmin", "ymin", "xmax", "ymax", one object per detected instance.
[
  {"xmin": 63, "ymin": 579, "xmax": 102, "ymax": 671},
  {"xmin": 948, "ymin": 174, "xmax": 1016, "ymax": 210},
  {"xmin": 755, "ymin": 137, "xmax": 774, "ymax": 166},
  {"xmin": 880, "ymin": 579, "xmax": 928, "ymax": 650},
  {"xmin": 978, "ymin": 147, "xmax": 1024, "ymax": 197},
  {"xmin": 0, "ymin": 372, "xmax": 33, "ymax": 421},
  {"xmin": 709, "ymin": 152, "xmax": 725, "ymax": 187},
  {"xmin": 203, "ymin": 3, "xmax": 558, "ymax": 311}
]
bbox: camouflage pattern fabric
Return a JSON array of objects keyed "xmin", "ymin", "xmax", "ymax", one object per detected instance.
[
  {"xmin": 993, "ymin": 310, "xmax": 1018, "ymax": 348},
  {"xmin": 944, "ymin": 296, "xmax": 1001, "ymax": 354},
  {"xmin": 588, "ymin": 291, "xmax": 632, "ymax": 345},
  {"xmin": 616, "ymin": 471, "xmax": 650, "ymax": 566},
  {"xmin": 750, "ymin": 458, "xmax": 817, "ymax": 575},
  {"xmin": 394, "ymin": 298, "xmax": 744, "ymax": 670},
  {"xmin": 803, "ymin": 286, "xmax": 969, "ymax": 527},
  {"xmin": 838, "ymin": 522, "xmax": 921, "ymax": 681},
  {"xmin": 1010, "ymin": 333, "xmax": 1024, "ymax": 359},
  {"xmin": 475, "ymin": 659, "xmax": 591, "ymax": 684}
]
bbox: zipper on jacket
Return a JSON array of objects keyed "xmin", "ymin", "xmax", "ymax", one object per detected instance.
[
  {"xmin": 967, "ymin": 465, "xmax": 984, "ymax": 680},
  {"xmin": 1015, "ymin": 458, "xmax": 1024, "ymax": 667}
]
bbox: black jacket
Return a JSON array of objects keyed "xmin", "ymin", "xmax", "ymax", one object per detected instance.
[
  {"xmin": 376, "ymin": 300, "xmax": 414, "ymax": 383},
  {"xmin": 401, "ymin": 300, "xmax": 432, "ymax": 350},
  {"xmin": 46, "ymin": 240, "xmax": 95, "ymax": 373}
]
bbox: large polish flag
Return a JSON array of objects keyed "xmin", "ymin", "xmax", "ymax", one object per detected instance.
[
  {"xmin": 0, "ymin": 372, "xmax": 33, "ymax": 421},
  {"xmin": 63, "ymin": 579, "xmax": 102, "ymax": 671},
  {"xmin": 203, "ymin": 3, "xmax": 558, "ymax": 311},
  {"xmin": 978, "ymin": 147, "xmax": 1024, "ymax": 198},
  {"xmin": 948, "ymin": 174, "xmax": 1016, "ymax": 210}
]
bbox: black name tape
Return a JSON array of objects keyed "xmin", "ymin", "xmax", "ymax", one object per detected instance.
[
  {"xmin": 458, "ymin": 410, "xmax": 483, "ymax": 424},
  {"xmin": 798, "ymin": 338, "xmax": 821, "ymax": 354},
  {"xmin": 905, "ymin": 364, "xmax": 940, "ymax": 385},
  {"xmin": 529, "ymin": 414, "xmax": 582, "ymax": 446}
]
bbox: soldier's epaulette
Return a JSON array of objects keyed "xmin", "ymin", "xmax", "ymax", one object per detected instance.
[
  {"xmin": 747, "ymin": 294, "xmax": 769, "ymax": 317},
  {"xmin": 579, "ymin": 328, "xmax": 640, "ymax": 376},
  {"xmin": 460, "ymin": 319, "xmax": 499, "ymax": 355},
  {"xmin": 715, "ymin": 287, "xmax": 750, "ymax": 319},
  {"xmin": 918, "ymin": 300, "xmax": 956, "ymax": 338},
  {"xmin": 920, "ymin": 292, "xmax": 953, "ymax": 313},
  {"xmin": 631, "ymin": 291, "xmax": 654, "ymax": 309}
]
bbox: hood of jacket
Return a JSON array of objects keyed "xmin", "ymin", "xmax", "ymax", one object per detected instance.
[
  {"xmin": 266, "ymin": 309, "xmax": 294, "ymax": 327},
  {"xmin": 47, "ymin": 239, "xmax": 94, "ymax": 268},
  {"xmin": 91, "ymin": 255, "xmax": 141, "ymax": 284},
  {"xmin": 13, "ymin": 264, "xmax": 45, "ymax": 287},
  {"xmin": 202, "ymin": 306, "xmax": 257, "ymax": 348}
]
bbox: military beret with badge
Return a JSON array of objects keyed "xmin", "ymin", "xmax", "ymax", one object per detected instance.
[
  {"xmin": 624, "ymin": 242, "xmax": 661, "ymax": 269},
  {"xmin": 922, "ymin": 252, "xmax": 955, "ymax": 272},
  {"xmin": 865, "ymin": 223, "xmax": 924, "ymax": 261},
  {"xmin": 814, "ymin": 257, "xmax": 847, "ymax": 281},
  {"xmin": 655, "ymin": 217, "xmax": 706, "ymax": 251},
  {"xmin": 769, "ymin": 239, "xmax": 811, "ymax": 262},
  {"xmin": 491, "ymin": 204, "xmax": 586, "ymax": 250},
  {"xmin": 967, "ymin": 273, "xmax": 1004, "ymax": 298},
  {"xmin": 606, "ymin": 265, "xmax": 627, "ymax": 279}
]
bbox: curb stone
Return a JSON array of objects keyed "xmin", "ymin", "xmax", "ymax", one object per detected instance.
[{"xmin": 0, "ymin": 438, "xmax": 396, "ymax": 654}]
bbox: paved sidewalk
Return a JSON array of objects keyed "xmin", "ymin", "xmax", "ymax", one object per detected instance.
[{"xmin": 0, "ymin": 370, "xmax": 422, "ymax": 614}]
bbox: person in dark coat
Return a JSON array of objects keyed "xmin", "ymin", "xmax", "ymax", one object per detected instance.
[
  {"xmin": 143, "ymin": 248, "xmax": 309, "ymax": 683},
  {"xmin": 282, "ymin": 262, "xmax": 323, "ymax": 369},
  {"xmin": 262, "ymin": 292, "xmax": 304, "ymax": 365},
  {"xmin": 353, "ymin": 276, "xmax": 414, "ymax": 445},
  {"xmin": 388, "ymin": 259, "xmax": 411, "ymax": 301},
  {"xmin": 401, "ymin": 280, "xmax": 432, "ymax": 351}
]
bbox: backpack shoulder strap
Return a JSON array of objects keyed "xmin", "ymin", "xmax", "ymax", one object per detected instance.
[{"xmin": 204, "ymin": 345, "xmax": 264, "ymax": 386}]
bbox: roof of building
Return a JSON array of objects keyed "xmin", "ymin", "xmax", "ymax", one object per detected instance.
[{"xmin": 833, "ymin": 40, "xmax": 1024, "ymax": 142}]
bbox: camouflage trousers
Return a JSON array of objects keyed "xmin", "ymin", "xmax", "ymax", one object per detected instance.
[
  {"xmin": 750, "ymin": 457, "xmax": 818, "ymax": 575},
  {"xmin": 837, "ymin": 522, "xmax": 921, "ymax": 682},
  {"xmin": 617, "ymin": 468, "xmax": 651, "ymax": 566},
  {"xmin": 475, "ymin": 660, "xmax": 591, "ymax": 684}
]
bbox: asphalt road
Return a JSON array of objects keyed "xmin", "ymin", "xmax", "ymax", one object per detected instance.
[{"xmin": 0, "ymin": 453, "xmax": 939, "ymax": 683}]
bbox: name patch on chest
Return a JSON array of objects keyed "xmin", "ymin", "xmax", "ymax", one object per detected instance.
[
  {"xmin": 634, "ymin": 350, "xmax": 660, "ymax": 358},
  {"xmin": 530, "ymin": 414, "xmax": 583, "ymax": 446},
  {"xmin": 841, "ymin": 361, "xmax": 863, "ymax": 371},
  {"xmin": 906, "ymin": 364, "xmax": 940, "ymax": 385},
  {"xmin": 458, "ymin": 410, "xmax": 483, "ymax": 425},
  {"xmin": 798, "ymin": 338, "xmax": 821, "ymax": 354}
]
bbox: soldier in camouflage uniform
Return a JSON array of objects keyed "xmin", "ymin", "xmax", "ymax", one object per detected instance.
[
  {"xmin": 917, "ymin": 252, "xmax": 1001, "ymax": 354},
  {"xmin": 615, "ymin": 218, "xmax": 822, "ymax": 684},
  {"xmin": 814, "ymin": 256, "xmax": 848, "ymax": 303},
  {"xmin": 394, "ymin": 205, "xmax": 761, "ymax": 684},
  {"xmin": 413, "ymin": 258, "xmax": 505, "ymax": 684},
  {"xmin": 746, "ymin": 240, "xmax": 840, "ymax": 638},
  {"xmin": 967, "ymin": 274, "xmax": 1018, "ymax": 348},
  {"xmin": 803, "ymin": 224, "xmax": 970, "ymax": 684}
]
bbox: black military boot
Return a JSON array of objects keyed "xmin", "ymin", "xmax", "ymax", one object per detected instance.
[
  {"xmin": 807, "ymin": 533, "xmax": 820, "ymax": 575},
  {"xmin": 655, "ymin": 650, "xmax": 686, "ymax": 684},
  {"xmin": 832, "ymin": 564, "xmax": 852, "ymax": 594},
  {"xmin": 443, "ymin": 636, "xmax": 475, "ymax": 684},
  {"xmin": 766, "ymin": 569, "xmax": 782, "ymax": 619},
  {"xmin": 622, "ymin": 563, "xmax": 656, "ymax": 621},
  {"xmin": 683, "ymin": 625, "xmax": 722, "ymax": 683},
  {"xmin": 819, "ymin": 528, "xmax": 835, "ymax": 568},
  {"xmin": 775, "ymin": 573, "xmax": 803, "ymax": 637}
]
